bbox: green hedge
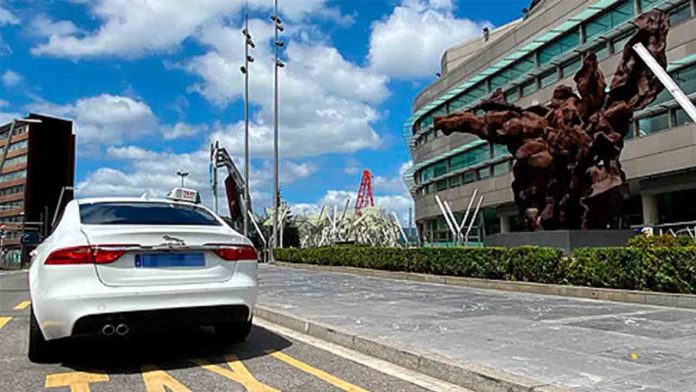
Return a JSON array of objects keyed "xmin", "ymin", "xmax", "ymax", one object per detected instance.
[{"xmin": 274, "ymin": 246, "xmax": 696, "ymax": 294}]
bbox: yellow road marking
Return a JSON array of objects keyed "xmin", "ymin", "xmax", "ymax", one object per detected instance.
[
  {"xmin": 14, "ymin": 300, "xmax": 31, "ymax": 310},
  {"xmin": 193, "ymin": 355, "xmax": 279, "ymax": 392},
  {"xmin": 0, "ymin": 317, "xmax": 11, "ymax": 329},
  {"xmin": 269, "ymin": 350, "xmax": 369, "ymax": 392},
  {"xmin": 45, "ymin": 371, "xmax": 109, "ymax": 392},
  {"xmin": 142, "ymin": 365, "xmax": 191, "ymax": 392}
]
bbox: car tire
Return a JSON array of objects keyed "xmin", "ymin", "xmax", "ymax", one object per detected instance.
[
  {"xmin": 215, "ymin": 316, "xmax": 253, "ymax": 343},
  {"xmin": 28, "ymin": 308, "xmax": 53, "ymax": 363}
]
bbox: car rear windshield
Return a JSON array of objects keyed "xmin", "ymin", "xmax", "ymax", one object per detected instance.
[{"xmin": 79, "ymin": 202, "xmax": 222, "ymax": 226}]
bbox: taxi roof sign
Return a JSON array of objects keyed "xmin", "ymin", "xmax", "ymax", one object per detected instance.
[{"xmin": 167, "ymin": 187, "xmax": 201, "ymax": 204}]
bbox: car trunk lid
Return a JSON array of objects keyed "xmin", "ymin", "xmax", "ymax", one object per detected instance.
[{"xmin": 81, "ymin": 225, "xmax": 248, "ymax": 287}]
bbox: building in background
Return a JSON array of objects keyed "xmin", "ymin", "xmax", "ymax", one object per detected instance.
[
  {"xmin": 406, "ymin": 0, "xmax": 696, "ymax": 244},
  {"xmin": 0, "ymin": 114, "xmax": 75, "ymax": 266}
]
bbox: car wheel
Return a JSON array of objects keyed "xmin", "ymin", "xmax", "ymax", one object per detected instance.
[
  {"xmin": 28, "ymin": 308, "xmax": 53, "ymax": 363},
  {"xmin": 215, "ymin": 316, "xmax": 253, "ymax": 343}
]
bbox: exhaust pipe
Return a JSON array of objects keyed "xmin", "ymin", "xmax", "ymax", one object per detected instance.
[
  {"xmin": 116, "ymin": 324, "xmax": 130, "ymax": 337},
  {"xmin": 101, "ymin": 324, "xmax": 115, "ymax": 337}
]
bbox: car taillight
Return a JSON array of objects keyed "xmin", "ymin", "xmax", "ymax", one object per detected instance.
[
  {"xmin": 45, "ymin": 246, "xmax": 128, "ymax": 265},
  {"xmin": 92, "ymin": 247, "xmax": 128, "ymax": 264},
  {"xmin": 44, "ymin": 246, "xmax": 93, "ymax": 265},
  {"xmin": 213, "ymin": 246, "xmax": 257, "ymax": 261}
]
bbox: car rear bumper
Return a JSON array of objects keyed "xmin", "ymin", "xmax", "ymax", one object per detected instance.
[
  {"xmin": 33, "ymin": 261, "xmax": 258, "ymax": 341},
  {"xmin": 71, "ymin": 304, "xmax": 250, "ymax": 337}
]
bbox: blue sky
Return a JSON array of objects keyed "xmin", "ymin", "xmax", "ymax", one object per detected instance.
[{"xmin": 0, "ymin": 0, "xmax": 528, "ymax": 222}]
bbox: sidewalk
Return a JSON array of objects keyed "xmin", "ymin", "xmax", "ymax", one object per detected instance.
[{"xmin": 257, "ymin": 264, "xmax": 696, "ymax": 392}]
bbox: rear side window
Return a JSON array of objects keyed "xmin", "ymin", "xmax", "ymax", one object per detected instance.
[{"xmin": 79, "ymin": 202, "xmax": 221, "ymax": 226}]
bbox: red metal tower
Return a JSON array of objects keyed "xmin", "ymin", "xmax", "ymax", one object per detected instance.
[{"xmin": 355, "ymin": 170, "xmax": 375, "ymax": 212}]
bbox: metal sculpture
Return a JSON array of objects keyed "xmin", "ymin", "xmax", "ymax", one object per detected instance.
[
  {"xmin": 434, "ymin": 10, "xmax": 669, "ymax": 230},
  {"xmin": 355, "ymin": 170, "xmax": 375, "ymax": 212}
]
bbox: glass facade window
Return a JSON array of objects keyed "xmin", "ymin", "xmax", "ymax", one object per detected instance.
[
  {"xmin": 538, "ymin": 31, "xmax": 580, "ymax": 65},
  {"xmin": 436, "ymin": 179, "xmax": 448, "ymax": 191},
  {"xmin": 654, "ymin": 64, "xmax": 696, "ymax": 105},
  {"xmin": 612, "ymin": 31, "xmax": 633, "ymax": 54},
  {"xmin": 478, "ymin": 168, "xmax": 491, "ymax": 180},
  {"xmin": 493, "ymin": 143, "xmax": 509, "ymax": 158},
  {"xmin": 493, "ymin": 162, "xmax": 510, "ymax": 176},
  {"xmin": 673, "ymin": 64, "xmax": 696, "ymax": 96},
  {"xmin": 639, "ymin": 0, "xmax": 662, "ymax": 12},
  {"xmin": 521, "ymin": 79, "xmax": 537, "ymax": 97},
  {"xmin": 420, "ymin": 166, "xmax": 434, "ymax": 183},
  {"xmin": 670, "ymin": 3, "xmax": 692, "ymax": 25},
  {"xmin": 8, "ymin": 140, "xmax": 27, "ymax": 152},
  {"xmin": 3, "ymin": 155, "xmax": 27, "ymax": 168},
  {"xmin": 585, "ymin": 0, "xmax": 634, "ymax": 41},
  {"xmin": 675, "ymin": 107, "xmax": 694, "ymax": 127},
  {"xmin": 0, "ymin": 185, "xmax": 23, "ymax": 196},
  {"xmin": 463, "ymin": 171, "xmax": 476, "ymax": 184},
  {"xmin": 449, "ymin": 175, "xmax": 461, "ymax": 188},
  {"xmin": 504, "ymin": 88, "xmax": 519, "ymax": 103},
  {"xmin": 0, "ymin": 170, "xmax": 26, "ymax": 182},
  {"xmin": 561, "ymin": 58, "xmax": 581, "ymax": 78},
  {"xmin": 594, "ymin": 42, "xmax": 610, "ymax": 61},
  {"xmin": 433, "ymin": 161, "xmax": 448, "ymax": 178},
  {"xmin": 638, "ymin": 112, "xmax": 670, "ymax": 136},
  {"xmin": 0, "ymin": 200, "xmax": 23, "ymax": 209},
  {"xmin": 490, "ymin": 72, "xmax": 512, "ymax": 90},
  {"xmin": 540, "ymin": 70, "xmax": 558, "ymax": 88}
]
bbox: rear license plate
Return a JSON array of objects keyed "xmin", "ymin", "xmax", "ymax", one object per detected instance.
[{"xmin": 134, "ymin": 253, "xmax": 205, "ymax": 268}]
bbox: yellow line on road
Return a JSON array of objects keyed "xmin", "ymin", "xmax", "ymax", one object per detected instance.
[
  {"xmin": 45, "ymin": 371, "xmax": 109, "ymax": 392},
  {"xmin": 0, "ymin": 317, "xmax": 11, "ymax": 329},
  {"xmin": 14, "ymin": 300, "xmax": 31, "ymax": 310},
  {"xmin": 268, "ymin": 350, "xmax": 369, "ymax": 392}
]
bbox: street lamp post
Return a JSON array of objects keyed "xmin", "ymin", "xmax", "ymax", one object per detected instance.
[
  {"xmin": 240, "ymin": 4, "xmax": 255, "ymax": 238},
  {"xmin": 176, "ymin": 170, "xmax": 189, "ymax": 188},
  {"xmin": 272, "ymin": 0, "xmax": 285, "ymax": 254}
]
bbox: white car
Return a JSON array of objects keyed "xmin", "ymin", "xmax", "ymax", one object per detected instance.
[{"xmin": 28, "ymin": 196, "xmax": 258, "ymax": 362}]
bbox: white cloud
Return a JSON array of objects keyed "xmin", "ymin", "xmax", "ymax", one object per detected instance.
[
  {"xmin": 0, "ymin": 99, "xmax": 8, "ymax": 108},
  {"xmin": 27, "ymin": 94, "xmax": 158, "ymax": 150},
  {"xmin": 0, "ymin": 4, "xmax": 17, "ymax": 26},
  {"xmin": 30, "ymin": 0, "xmax": 347, "ymax": 59},
  {"xmin": 1, "ymin": 70, "xmax": 22, "ymax": 88},
  {"xmin": 185, "ymin": 19, "xmax": 386, "ymax": 159},
  {"xmin": 29, "ymin": 15, "xmax": 79, "ymax": 38},
  {"xmin": 368, "ymin": 0, "xmax": 489, "ymax": 78},
  {"xmin": 0, "ymin": 110, "xmax": 21, "ymax": 125},
  {"xmin": 163, "ymin": 123, "xmax": 207, "ymax": 140},
  {"xmin": 374, "ymin": 161, "xmax": 412, "ymax": 194},
  {"xmin": 78, "ymin": 144, "xmax": 317, "ymax": 215}
]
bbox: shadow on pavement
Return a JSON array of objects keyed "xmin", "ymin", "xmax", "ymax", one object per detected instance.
[{"xmin": 51, "ymin": 324, "xmax": 292, "ymax": 374}]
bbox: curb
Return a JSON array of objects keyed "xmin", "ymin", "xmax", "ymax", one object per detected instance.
[
  {"xmin": 255, "ymin": 305, "xmax": 572, "ymax": 392},
  {"xmin": 272, "ymin": 261, "xmax": 696, "ymax": 309}
]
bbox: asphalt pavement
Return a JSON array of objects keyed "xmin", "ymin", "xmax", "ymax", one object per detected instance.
[
  {"xmin": 258, "ymin": 264, "xmax": 696, "ymax": 392},
  {"xmin": 0, "ymin": 271, "xmax": 442, "ymax": 392}
]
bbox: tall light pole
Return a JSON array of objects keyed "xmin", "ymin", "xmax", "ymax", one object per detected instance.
[
  {"xmin": 271, "ymin": 1, "xmax": 285, "ymax": 252},
  {"xmin": 176, "ymin": 170, "xmax": 189, "ymax": 188},
  {"xmin": 240, "ymin": 3, "xmax": 255, "ymax": 237}
]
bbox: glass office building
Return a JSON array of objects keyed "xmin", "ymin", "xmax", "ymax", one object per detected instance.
[{"xmin": 406, "ymin": 0, "xmax": 696, "ymax": 244}]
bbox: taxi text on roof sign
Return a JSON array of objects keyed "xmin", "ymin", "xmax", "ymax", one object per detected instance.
[{"xmin": 167, "ymin": 188, "xmax": 201, "ymax": 204}]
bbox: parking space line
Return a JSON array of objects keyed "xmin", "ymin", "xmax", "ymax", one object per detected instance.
[
  {"xmin": 45, "ymin": 371, "xmax": 109, "ymax": 392},
  {"xmin": 193, "ymin": 355, "xmax": 279, "ymax": 392},
  {"xmin": 14, "ymin": 300, "xmax": 31, "ymax": 310},
  {"xmin": 268, "ymin": 350, "xmax": 369, "ymax": 392},
  {"xmin": 142, "ymin": 365, "xmax": 191, "ymax": 392},
  {"xmin": 0, "ymin": 317, "xmax": 11, "ymax": 329}
]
